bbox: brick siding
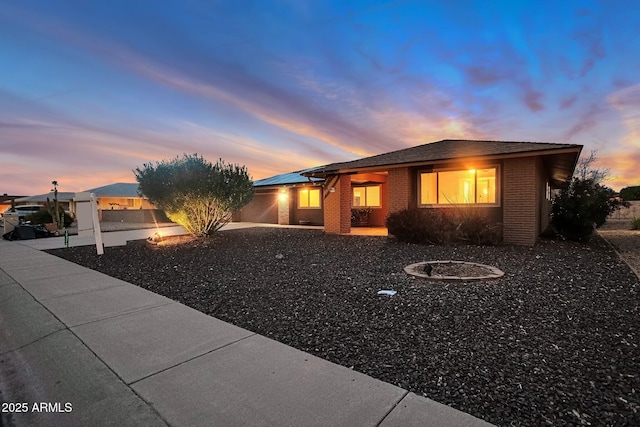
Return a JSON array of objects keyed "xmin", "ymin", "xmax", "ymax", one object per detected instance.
[
  {"xmin": 503, "ymin": 157, "xmax": 538, "ymax": 245},
  {"xmin": 324, "ymin": 174, "xmax": 351, "ymax": 234},
  {"xmin": 388, "ymin": 168, "xmax": 411, "ymax": 214}
]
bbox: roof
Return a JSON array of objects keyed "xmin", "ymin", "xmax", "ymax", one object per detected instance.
[
  {"xmin": 254, "ymin": 167, "xmax": 324, "ymax": 187},
  {"xmin": 84, "ymin": 183, "xmax": 142, "ymax": 198},
  {"xmin": 305, "ymin": 140, "xmax": 581, "ymax": 175},
  {"xmin": 15, "ymin": 192, "xmax": 76, "ymax": 203},
  {"xmin": 0, "ymin": 195, "xmax": 27, "ymax": 203},
  {"xmin": 303, "ymin": 139, "xmax": 582, "ymax": 186}
]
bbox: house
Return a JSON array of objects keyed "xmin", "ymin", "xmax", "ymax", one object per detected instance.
[
  {"xmin": 82, "ymin": 183, "xmax": 165, "ymax": 223},
  {"xmin": 0, "ymin": 194, "xmax": 27, "ymax": 213},
  {"xmin": 239, "ymin": 140, "xmax": 582, "ymax": 245},
  {"xmin": 233, "ymin": 168, "xmax": 324, "ymax": 225},
  {"xmin": 84, "ymin": 183, "xmax": 155, "ymax": 211}
]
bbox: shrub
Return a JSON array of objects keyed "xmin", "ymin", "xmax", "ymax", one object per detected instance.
[
  {"xmin": 386, "ymin": 208, "xmax": 457, "ymax": 244},
  {"xmin": 456, "ymin": 209, "xmax": 503, "ymax": 245},
  {"xmin": 620, "ymin": 185, "xmax": 640, "ymax": 201},
  {"xmin": 631, "ymin": 217, "xmax": 640, "ymax": 230},
  {"xmin": 25, "ymin": 209, "xmax": 74, "ymax": 227},
  {"xmin": 552, "ymin": 177, "xmax": 629, "ymax": 241},
  {"xmin": 386, "ymin": 208, "xmax": 501, "ymax": 245},
  {"xmin": 135, "ymin": 154, "xmax": 254, "ymax": 237}
]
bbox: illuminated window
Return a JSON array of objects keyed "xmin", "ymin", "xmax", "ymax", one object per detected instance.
[
  {"xmin": 420, "ymin": 168, "xmax": 497, "ymax": 205},
  {"xmin": 298, "ymin": 188, "xmax": 321, "ymax": 208},
  {"xmin": 352, "ymin": 185, "xmax": 381, "ymax": 207}
]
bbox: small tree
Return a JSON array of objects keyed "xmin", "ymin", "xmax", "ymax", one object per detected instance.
[
  {"xmin": 551, "ymin": 178, "xmax": 628, "ymax": 241},
  {"xmin": 574, "ymin": 149, "xmax": 610, "ymax": 183},
  {"xmin": 620, "ymin": 185, "xmax": 640, "ymax": 201},
  {"xmin": 134, "ymin": 154, "xmax": 254, "ymax": 237}
]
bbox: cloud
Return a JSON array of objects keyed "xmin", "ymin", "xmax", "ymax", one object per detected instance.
[{"xmin": 608, "ymin": 84, "xmax": 640, "ymax": 148}]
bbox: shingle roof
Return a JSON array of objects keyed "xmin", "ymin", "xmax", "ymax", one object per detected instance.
[
  {"xmin": 254, "ymin": 167, "xmax": 324, "ymax": 187},
  {"xmin": 305, "ymin": 140, "xmax": 581, "ymax": 175},
  {"xmin": 84, "ymin": 183, "xmax": 142, "ymax": 197}
]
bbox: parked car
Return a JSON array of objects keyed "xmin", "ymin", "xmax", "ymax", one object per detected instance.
[{"xmin": 1, "ymin": 205, "xmax": 43, "ymax": 219}]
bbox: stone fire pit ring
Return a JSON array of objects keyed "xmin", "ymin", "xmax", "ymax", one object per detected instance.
[{"xmin": 404, "ymin": 260, "xmax": 504, "ymax": 281}]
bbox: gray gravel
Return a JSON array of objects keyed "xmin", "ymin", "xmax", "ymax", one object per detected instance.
[{"xmin": 48, "ymin": 227, "xmax": 640, "ymax": 426}]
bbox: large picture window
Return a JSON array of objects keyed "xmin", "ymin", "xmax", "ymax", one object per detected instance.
[
  {"xmin": 298, "ymin": 188, "xmax": 321, "ymax": 208},
  {"xmin": 420, "ymin": 167, "xmax": 497, "ymax": 205},
  {"xmin": 352, "ymin": 185, "xmax": 381, "ymax": 207}
]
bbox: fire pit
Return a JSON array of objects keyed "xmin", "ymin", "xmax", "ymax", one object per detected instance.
[{"xmin": 404, "ymin": 260, "xmax": 504, "ymax": 281}]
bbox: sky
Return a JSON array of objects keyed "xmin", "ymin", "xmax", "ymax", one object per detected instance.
[{"xmin": 1, "ymin": 0, "xmax": 639, "ymax": 195}]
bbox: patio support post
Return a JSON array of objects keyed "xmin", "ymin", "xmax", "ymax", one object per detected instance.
[{"xmin": 323, "ymin": 174, "xmax": 351, "ymax": 234}]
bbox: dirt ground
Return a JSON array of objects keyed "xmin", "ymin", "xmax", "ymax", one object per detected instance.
[{"xmin": 597, "ymin": 219, "xmax": 640, "ymax": 277}]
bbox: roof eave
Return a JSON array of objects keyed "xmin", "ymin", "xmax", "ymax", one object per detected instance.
[{"xmin": 305, "ymin": 147, "xmax": 583, "ymax": 177}]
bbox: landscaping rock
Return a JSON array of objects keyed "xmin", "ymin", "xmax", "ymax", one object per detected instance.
[{"xmin": 47, "ymin": 227, "xmax": 640, "ymax": 426}]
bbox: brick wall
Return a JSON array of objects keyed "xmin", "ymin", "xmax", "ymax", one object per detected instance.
[
  {"xmin": 278, "ymin": 189, "xmax": 290, "ymax": 225},
  {"xmin": 324, "ymin": 174, "xmax": 351, "ymax": 234},
  {"xmin": 503, "ymin": 157, "xmax": 538, "ymax": 245},
  {"xmin": 388, "ymin": 167, "xmax": 411, "ymax": 214}
]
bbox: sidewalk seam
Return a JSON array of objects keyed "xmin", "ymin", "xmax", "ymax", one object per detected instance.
[
  {"xmin": 375, "ymin": 390, "xmax": 409, "ymax": 427},
  {"xmin": 0, "ymin": 265, "xmax": 172, "ymax": 427},
  {"xmin": 65, "ymin": 301, "xmax": 176, "ymax": 328},
  {"xmin": 128, "ymin": 332, "xmax": 257, "ymax": 386}
]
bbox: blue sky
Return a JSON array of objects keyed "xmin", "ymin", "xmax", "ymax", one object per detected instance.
[{"xmin": 1, "ymin": 0, "xmax": 639, "ymax": 194}]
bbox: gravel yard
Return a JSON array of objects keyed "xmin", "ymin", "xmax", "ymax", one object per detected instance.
[{"xmin": 48, "ymin": 226, "xmax": 640, "ymax": 426}]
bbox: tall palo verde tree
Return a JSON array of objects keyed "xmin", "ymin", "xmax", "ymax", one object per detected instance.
[{"xmin": 134, "ymin": 154, "xmax": 254, "ymax": 236}]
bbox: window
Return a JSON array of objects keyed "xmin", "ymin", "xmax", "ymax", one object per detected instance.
[
  {"xmin": 298, "ymin": 188, "xmax": 321, "ymax": 208},
  {"xmin": 420, "ymin": 167, "xmax": 497, "ymax": 205},
  {"xmin": 352, "ymin": 185, "xmax": 381, "ymax": 207}
]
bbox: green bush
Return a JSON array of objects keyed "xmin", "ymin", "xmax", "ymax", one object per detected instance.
[
  {"xmin": 552, "ymin": 178, "xmax": 629, "ymax": 241},
  {"xmin": 456, "ymin": 210, "xmax": 503, "ymax": 245},
  {"xmin": 135, "ymin": 154, "xmax": 254, "ymax": 237},
  {"xmin": 25, "ymin": 209, "xmax": 74, "ymax": 227},
  {"xmin": 631, "ymin": 217, "xmax": 640, "ymax": 230},
  {"xmin": 620, "ymin": 185, "xmax": 640, "ymax": 201},
  {"xmin": 385, "ymin": 207, "xmax": 501, "ymax": 245},
  {"xmin": 386, "ymin": 208, "xmax": 457, "ymax": 244}
]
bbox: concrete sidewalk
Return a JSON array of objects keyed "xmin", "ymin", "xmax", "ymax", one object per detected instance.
[{"xmin": 0, "ymin": 235, "xmax": 493, "ymax": 426}]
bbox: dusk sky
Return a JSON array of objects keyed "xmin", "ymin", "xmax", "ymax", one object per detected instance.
[{"xmin": 2, "ymin": 0, "xmax": 639, "ymax": 195}]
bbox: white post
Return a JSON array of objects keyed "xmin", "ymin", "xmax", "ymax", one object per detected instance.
[
  {"xmin": 74, "ymin": 192, "xmax": 103, "ymax": 255},
  {"xmin": 90, "ymin": 193, "xmax": 103, "ymax": 255}
]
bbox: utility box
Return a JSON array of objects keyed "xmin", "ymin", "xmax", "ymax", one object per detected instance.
[{"xmin": 2, "ymin": 213, "xmax": 19, "ymax": 235}]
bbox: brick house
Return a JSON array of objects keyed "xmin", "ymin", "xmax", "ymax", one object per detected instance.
[
  {"xmin": 234, "ymin": 168, "xmax": 325, "ymax": 226},
  {"xmin": 238, "ymin": 140, "xmax": 582, "ymax": 245}
]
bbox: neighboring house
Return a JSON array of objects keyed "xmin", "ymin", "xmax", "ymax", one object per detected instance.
[
  {"xmin": 83, "ymin": 183, "xmax": 164, "ymax": 223},
  {"xmin": 0, "ymin": 193, "xmax": 27, "ymax": 213},
  {"xmin": 239, "ymin": 139, "xmax": 583, "ymax": 246},
  {"xmin": 234, "ymin": 168, "xmax": 325, "ymax": 225},
  {"xmin": 84, "ymin": 183, "xmax": 156, "ymax": 211}
]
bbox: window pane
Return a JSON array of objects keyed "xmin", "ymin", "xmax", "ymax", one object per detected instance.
[
  {"xmin": 366, "ymin": 186, "xmax": 380, "ymax": 207},
  {"xmin": 352, "ymin": 188, "xmax": 364, "ymax": 207},
  {"xmin": 439, "ymin": 170, "xmax": 475, "ymax": 204},
  {"xmin": 309, "ymin": 189, "xmax": 320, "ymax": 207},
  {"xmin": 420, "ymin": 173, "xmax": 437, "ymax": 204},
  {"xmin": 476, "ymin": 168, "xmax": 496, "ymax": 203},
  {"xmin": 299, "ymin": 189, "xmax": 309, "ymax": 207}
]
